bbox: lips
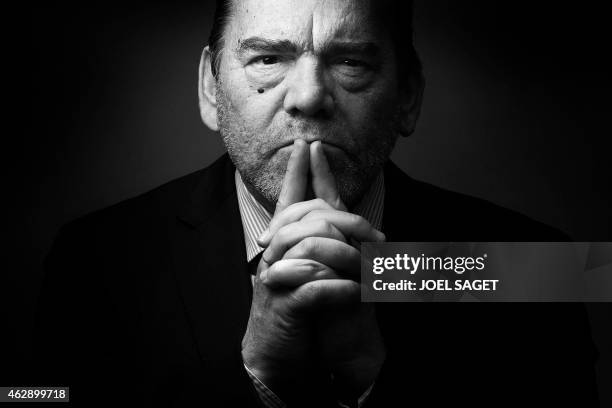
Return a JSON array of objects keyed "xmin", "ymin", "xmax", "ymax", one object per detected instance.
[
  {"xmin": 271, "ymin": 138, "xmax": 359, "ymax": 164},
  {"xmin": 277, "ymin": 139, "xmax": 344, "ymax": 151}
]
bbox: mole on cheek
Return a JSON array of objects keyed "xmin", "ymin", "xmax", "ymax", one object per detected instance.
[{"xmin": 257, "ymin": 88, "xmax": 265, "ymax": 94}]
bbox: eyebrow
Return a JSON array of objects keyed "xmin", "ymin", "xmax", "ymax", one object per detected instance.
[
  {"xmin": 236, "ymin": 36, "xmax": 380, "ymax": 57},
  {"xmin": 323, "ymin": 41, "xmax": 380, "ymax": 57},
  {"xmin": 236, "ymin": 37, "xmax": 298, "ymax": 57}
]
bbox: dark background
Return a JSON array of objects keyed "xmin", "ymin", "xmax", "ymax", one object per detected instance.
[{"xmin": 7, "ymin": 1, "xmax": 610, "ymax": 405}]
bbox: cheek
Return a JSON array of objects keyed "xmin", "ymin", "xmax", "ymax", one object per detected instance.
[
  {"xmin": 334, "ymin": 60, "xmax": 399, "ymax": 118},
  {"xmin": 245, "ymin": 64, "xmax": 287, "ymax": 89},
  {"xmin": 338, "ymin": 86, "xmax": 398, "ymax": 130},
  {"xmin": 222, "ymin": 65, "xmax": 280, "ymax": 130},
  {"xmin": 335, "ymin": 87, "xmax": 400, "ymax": 156}
]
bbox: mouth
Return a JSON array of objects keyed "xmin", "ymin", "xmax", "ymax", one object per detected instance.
[{"xmin": 276, "ymin": 139, "xmax": 345, "ymax": 151}]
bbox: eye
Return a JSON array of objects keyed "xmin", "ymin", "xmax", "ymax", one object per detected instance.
[
  {"xmin": 341, "ymin": 58, "xmax": 367, "ymax": 67},
  {"xmin": 245, "ymin": 54, "xmax": 290, "ymax": 85},
  {"xmin": 261, "ymin": 56, "xmax": 279, "ymax": 65},
  {"xmin": 331, "ymin": 56, "xmax": 374, "ymax": 73},
  {"xmin": 251, "ymin": 55, "xmax": 282, "ymax": 66},
  {"xmin": 330, "ymin": 57, "xmax": 377, "ymax": 91}
]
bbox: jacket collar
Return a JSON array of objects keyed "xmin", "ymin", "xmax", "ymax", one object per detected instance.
[
  {"xmin": 171, "ymin": 155, "xmax": 416, "ymax": 366},
  {"xmin": 172, "ymin": 154, "xmax": 253, "ymax": 365}
]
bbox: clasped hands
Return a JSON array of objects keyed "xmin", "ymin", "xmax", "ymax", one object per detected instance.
[{"xmin": 241, "ymin": 139, "xmax": 386, "ymax": 403}]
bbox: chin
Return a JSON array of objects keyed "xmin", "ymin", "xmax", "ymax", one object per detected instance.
[
  {"xmin": 237, "ymin": 154, "xmax": 288, "ymax": 205},
  {"xmin": 231, "ymin": 142, "xmax": 385, "ymax": 209},
  {"xmin": 335, "ymin": 169, "xmax": 376, "ymax": 208}
]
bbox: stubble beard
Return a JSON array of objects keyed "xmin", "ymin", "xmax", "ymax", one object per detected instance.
[{"xmin": 216, "ymin": 83, "xmax": 400, "ymax": 209}]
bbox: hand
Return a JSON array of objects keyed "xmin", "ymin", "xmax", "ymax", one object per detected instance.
[
  {"xmin": 256, "ymin": 140, "xmax": 386, "ymax": 399},
  {"xmin": 241, "ymin": 139, "xmax": 367, "ymax": 400}
]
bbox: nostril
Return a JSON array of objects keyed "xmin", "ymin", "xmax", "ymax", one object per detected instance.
[
  {"xmin": 286, "ymin": 106, "xmax": 333, "ymax": 121},
  {"xmin": 285, "ymin": 86, "xmax": 333, "ymax": 116}
]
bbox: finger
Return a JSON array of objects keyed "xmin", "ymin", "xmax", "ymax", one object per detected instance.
[
  {"xmin": 263, "ymin": 219, "xmax": 346, "ymax": 264},
  {"xmin": 275, "ymin": 139, "xmax": 310, "ymax": 216},
  {"xmin": 310, "ymin": 141, "xmax": 347, "ymax": 211},
  {"xmin": 260, "ymin": 258, "xmax": 341, "ymax": 289},
  {"xmin": 289, "ymin": 279, "xmax": 361, "ymax": 315},
  {"xmin": 254, "ymin": 255, "xmax": 271, "ymax": 278},
  {"xmin": 257, "ymin": 198, "xmax": 334, "ymax": 246},
  {"xmin": 282, "ymin": 237, "xmax": 361, "ymax": 277},
  {"xmin": 301, "ymin": 210, "xmax": 386, "ymax": 243}
]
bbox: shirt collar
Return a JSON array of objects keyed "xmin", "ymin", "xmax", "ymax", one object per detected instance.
[{"xmin": 235, "ymin": 170, "xmax": 385, "ymax": 262}]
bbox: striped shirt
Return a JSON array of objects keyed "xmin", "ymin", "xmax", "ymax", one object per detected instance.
[
  {"xmin": 235, "ymin": 169, "xmax": 384, "ymax": 408},
  {"xmin": 235, "ymin": 170, "xmax": 385, "ymax": 262}
]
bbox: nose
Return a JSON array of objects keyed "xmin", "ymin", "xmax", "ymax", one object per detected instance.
[{"xmin": 283, "ymin": 55, "xmax": 334, "ymax": 117}]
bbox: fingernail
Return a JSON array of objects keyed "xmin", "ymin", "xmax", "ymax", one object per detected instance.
[
  {"xmin": 262, "ymin": 248, "xmax": 271, "ymax": 263},
  {"xmin": 259, "ymin": 269, "xmax": 268, "ymax": 282}
]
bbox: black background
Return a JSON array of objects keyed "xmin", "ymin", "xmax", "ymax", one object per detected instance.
[{"xmin": 7, "ymin": 1, "xmax": 611, "ymax": 404}]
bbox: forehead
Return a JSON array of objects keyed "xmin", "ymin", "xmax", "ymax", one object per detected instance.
[{"xmin": 227, "ymin": 0, "xmax": 386, "ymax": 50}]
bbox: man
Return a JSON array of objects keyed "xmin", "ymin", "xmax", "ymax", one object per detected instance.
[{"xmin": 35, "ymin": 0, "xmax": 598, "ymax": 407}]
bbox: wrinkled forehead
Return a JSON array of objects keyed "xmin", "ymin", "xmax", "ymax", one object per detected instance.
[{"xmin": 226, "ymin": 0, "xmax": 386, "ymax": 51}]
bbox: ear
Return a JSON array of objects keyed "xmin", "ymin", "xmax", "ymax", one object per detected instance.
[
  {"xmin": 198, "ymin": 46, "xmax": 219, "ymax": 131},
  {"xmin": 397, "ymin": 72, "xmax": 425, "ymax": 137}
]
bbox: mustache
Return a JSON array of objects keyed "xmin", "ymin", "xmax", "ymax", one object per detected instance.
[{"xmin": 263, "ymin": 120, "xmax": 358, "ymax": 156}]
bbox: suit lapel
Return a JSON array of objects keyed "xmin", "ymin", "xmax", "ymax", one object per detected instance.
[
  {"xmin": 382, "ymin": 160, "xmax": 418, "ymax": 241},
  {"xmin": 171, "ymin": 155, "xmax": 253, "ymax": 365},
  {"xmin": 169, "ymin": 158, "xmax": 420, "ymax": 367},
  {"xmin": 377, "ymin": 161, "xmax": 425, "ymax": 342}
]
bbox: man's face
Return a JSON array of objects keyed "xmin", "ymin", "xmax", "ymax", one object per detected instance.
[{"xmin": 216, "ymin": 0, "xmax": 404, "ymax": 208}]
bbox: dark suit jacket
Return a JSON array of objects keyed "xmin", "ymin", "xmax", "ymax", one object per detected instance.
[{"xmin": 34, "ymin": 154, "xmax": 599, "ymax": 407}]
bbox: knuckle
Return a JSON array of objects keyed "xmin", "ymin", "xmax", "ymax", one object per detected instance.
[
  {"xmin": 292, "ymin": 238, "xmax": 317, "ymax": 258},
  {"xmin": 315, "ymin": 219, "xmax": 333, "ymax": 234},
  {"xmin": 305, "ymin": 209, "xmax": 321, "ymax": 218},
  {"xmin": 302, "ymin": 237, "xmax": 319, "ymax": 255},
  {"xmin": 303, "ymin": 209, "xmax": 325, "ymax": 222},
  {"xmin": 313, "ymin": 266, "xmax": 333, "ymax": 280},
  {"xmin": 264, "ymin": 263, "xmax": 276, "ymax": 279},
  {"xmin": 292, "ymin": 240, "xmax": 309, "ymax": 258},
  {"xmin": 349, "ymin": 212, "xmax": 368, "ymax": 227},
  {"xmin": 301, "ymin": 212, "xmax": 315, "ymax": 222},
  {"xmin": 266, "ymin": 236, "xmax": 279, "ymax": 255},
  {"xmin": 302, "ymin": 260, "xmax": 322, "ymax": 273},
  {"xmin": 275, "ymin": 224, "xmax": 291, "ymax": 242}
]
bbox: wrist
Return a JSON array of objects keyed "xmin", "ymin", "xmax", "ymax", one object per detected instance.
[
  {"xmin": 242, "ymin": 347, "xmax": 313, "ymax": 400},
  {"xmin": 331, "ymin": 351, "xmax": 385, "ymax": 400},
  {"xmin": 241, "ymin": 347, "xmax": 285, "ymax": 389}
]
